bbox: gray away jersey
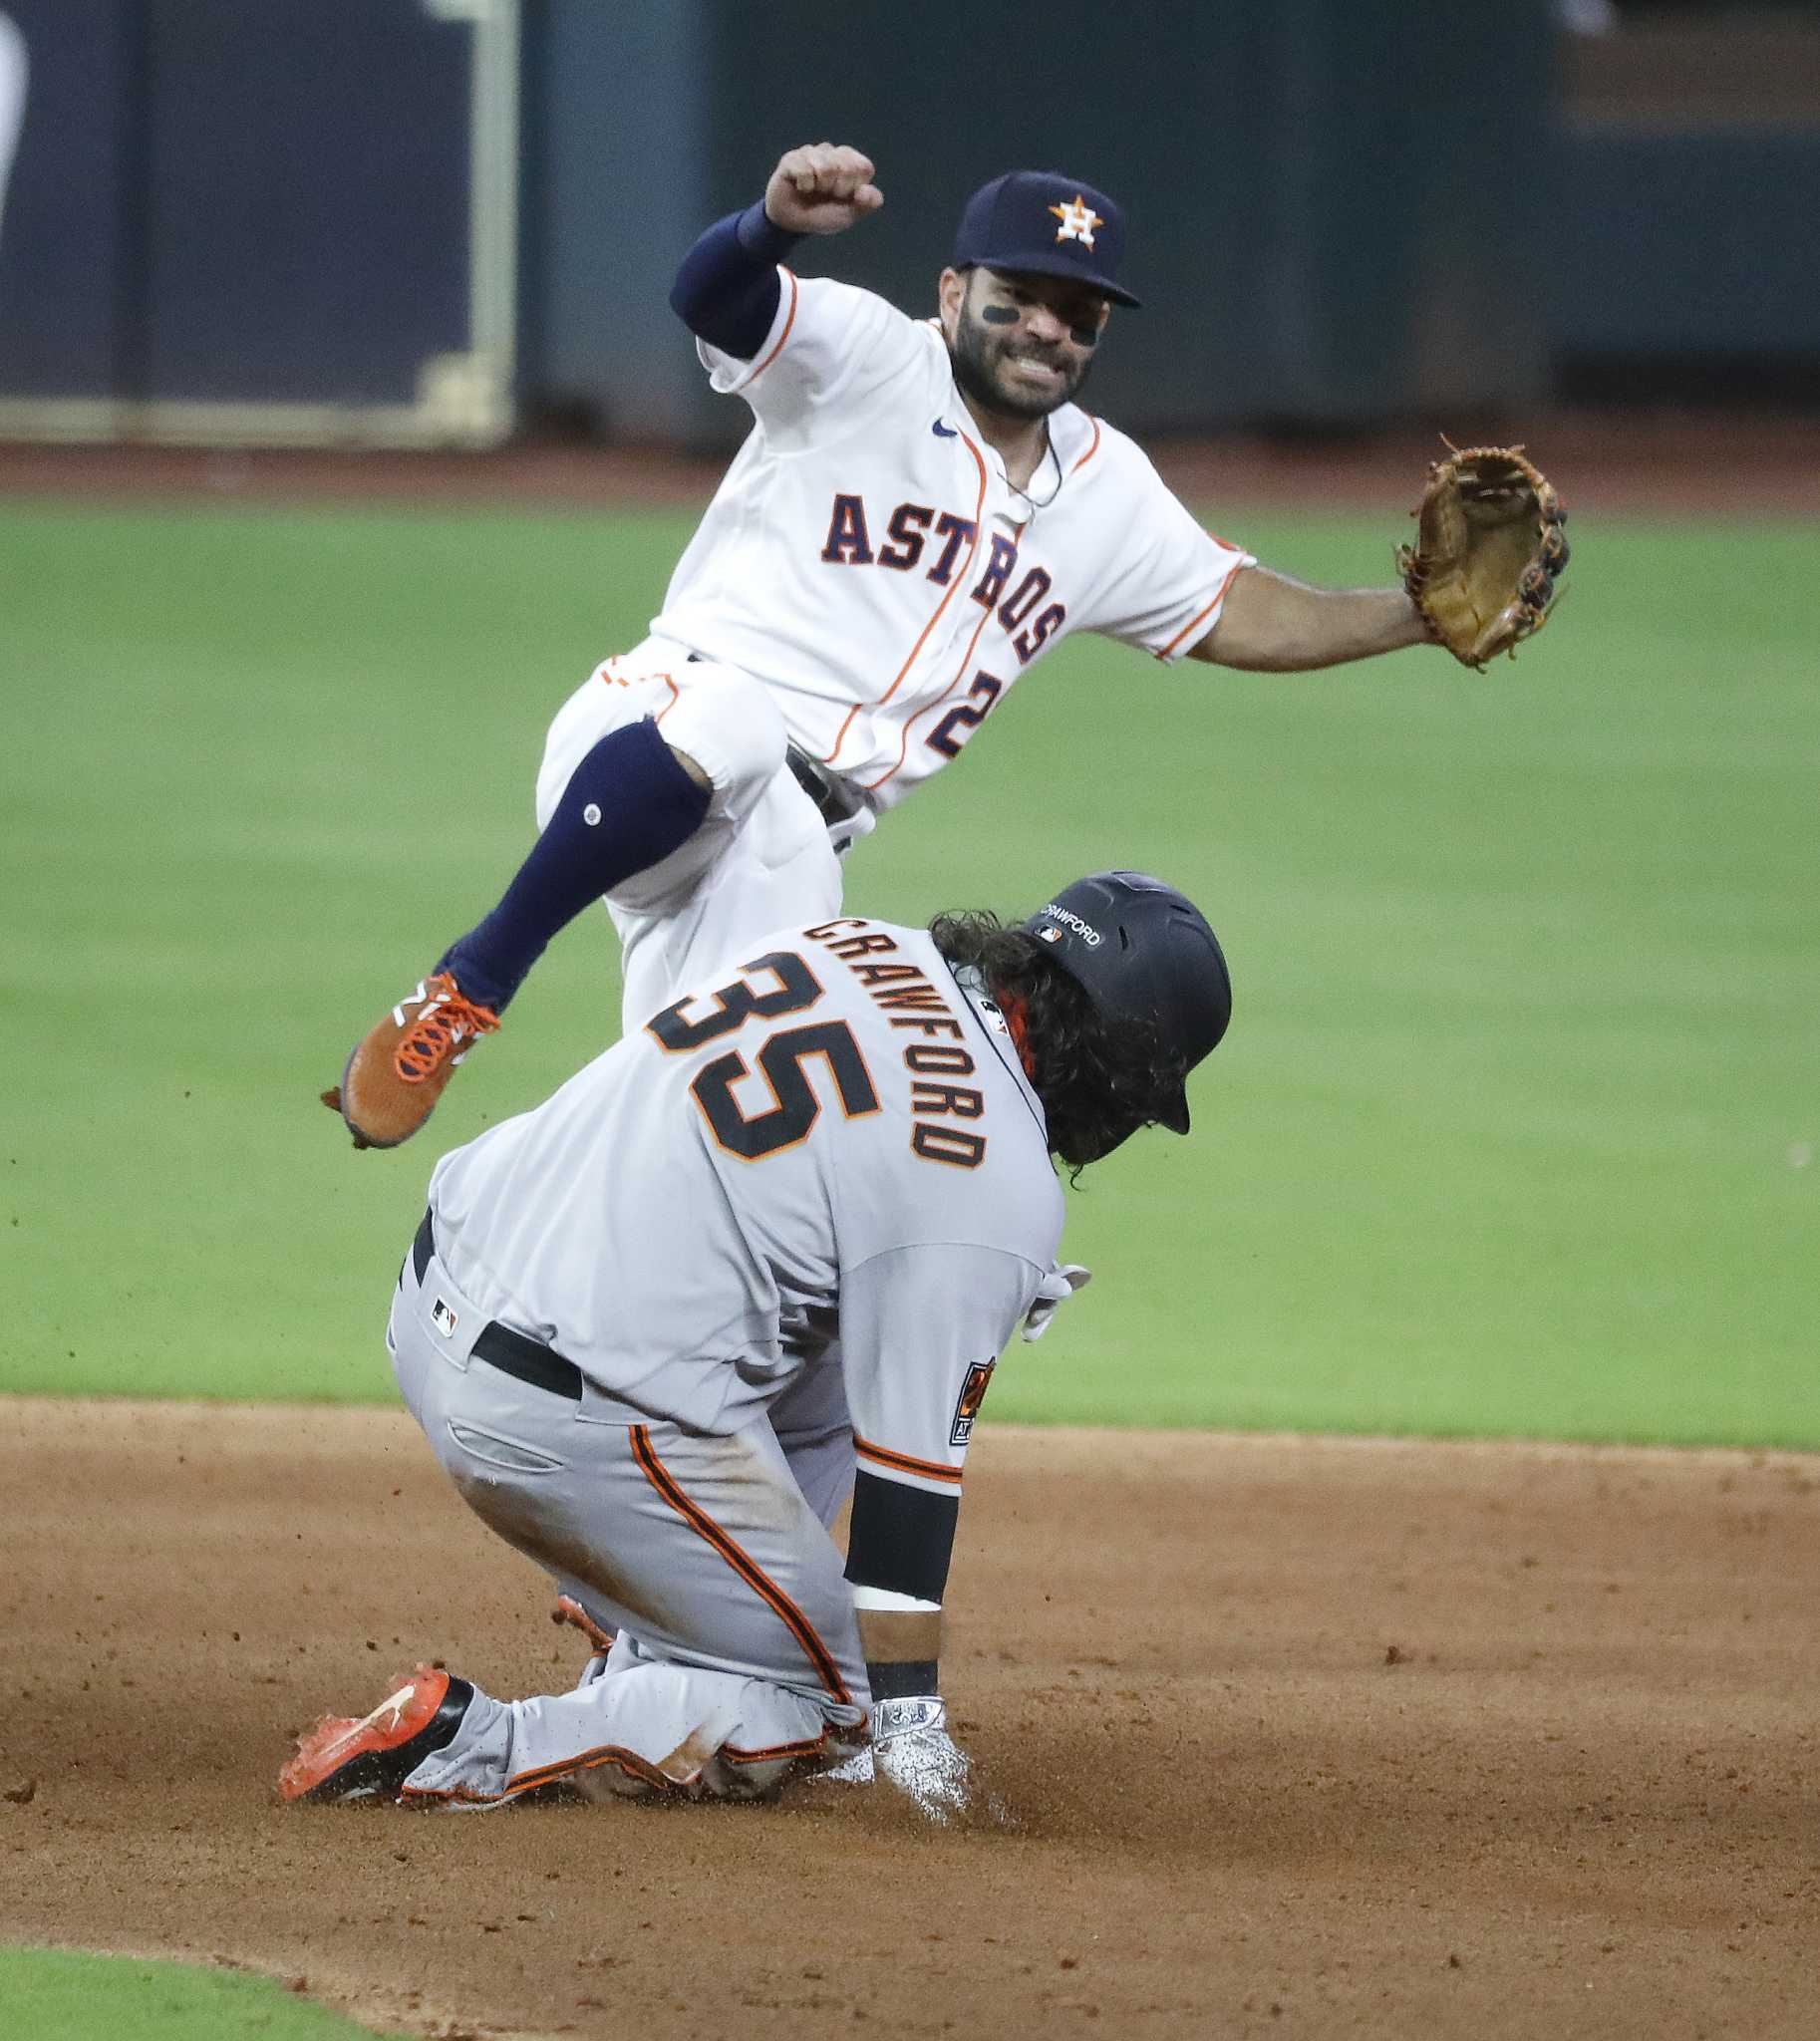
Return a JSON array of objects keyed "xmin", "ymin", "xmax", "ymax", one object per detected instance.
[{"xmin": 427, "ymin": 918, "xmax": 1064, "ymax": 1489}]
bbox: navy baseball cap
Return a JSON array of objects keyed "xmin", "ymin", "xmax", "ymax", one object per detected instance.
[{"xmin": 952, "ymin": 170, "xmax": 1141, "ymax": 309}]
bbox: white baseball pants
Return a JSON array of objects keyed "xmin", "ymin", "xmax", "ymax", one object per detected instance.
[{"xmin": 535, "ymin": 637, "xmax": 859, "ymax": 1033}]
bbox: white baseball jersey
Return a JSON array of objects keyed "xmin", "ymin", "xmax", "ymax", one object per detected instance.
[
  {"xmin": 427, "ymin": 916, "xmax": 1063, "ymax": 1484},
  {"xmin": 648, "ymin": 274, "xmax": 1255, "ymax": 811}
]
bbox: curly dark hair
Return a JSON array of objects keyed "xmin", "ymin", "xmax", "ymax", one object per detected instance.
[{"xmin": 929, "ymin": 910, "xmax": 1185, "ymax": 1172}]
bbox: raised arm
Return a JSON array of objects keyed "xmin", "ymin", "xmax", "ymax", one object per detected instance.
[
  {"xmin": 669, "ymin": 144, "xmax": 883, "ymax": 359},
  {"xmin": 1189, "ymin": 564, "xmax": 1428, "ymax": 672}
]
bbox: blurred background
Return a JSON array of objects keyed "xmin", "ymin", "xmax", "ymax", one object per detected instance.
[
  {"xmin": 2, "ymin": 1, "xmax": 1814, "ymax": 1445},
  {"xmin": 0, "ymin": 0, "xmax": 1817, "ymax": 447}
]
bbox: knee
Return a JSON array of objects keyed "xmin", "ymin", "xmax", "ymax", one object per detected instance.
[{"xmin": 665, "ymin": 669, "xmax": 787, "ymax": 817}]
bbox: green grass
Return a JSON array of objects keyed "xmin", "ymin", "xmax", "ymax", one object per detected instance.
[
  {"xmin": 2, "ymin": 499, "xmax": 1814, "ymax": 1443},
  {"xmin": 0, "ymin": 1948, "xmax": 386, "ymax": 2039}
]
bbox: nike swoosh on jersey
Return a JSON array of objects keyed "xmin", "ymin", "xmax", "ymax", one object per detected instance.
[{"xmin": 931, "ymin": 420, "xmax": 958, "ymax": 438}]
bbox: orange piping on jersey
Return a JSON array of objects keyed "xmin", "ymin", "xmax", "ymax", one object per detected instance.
[
  {"xmin": 823, "ymin": 429, "xmax": 989, "ymax": 769},
  {"xmin": 862, "ymin": 584, "xmax": 1000, "ymax": 792},
  {"xmin": 630, "ymin": 1424, "xmax": 855, "ymax": 1704},
  {"xmin": 864, "ymin": 511, "xmax": 1027, "ymax": 792},
  {"xmin": 854, "ymin": 1434, "xmax": 965, "ymax": 1485},
  {"xmin": 1154, "ymin": 556, "xmax": 1247, "ymax": 662},
  {"xmin": 728, "ymin": 267, "xmax": 799, "ymax": 391},
  {"xmin": 652, "ymin": 674, "xmax": 682, "ymax": 724},
  {"xmin": 1068, "ymin": 417, "xmax": 1103, "ymax": 473}
]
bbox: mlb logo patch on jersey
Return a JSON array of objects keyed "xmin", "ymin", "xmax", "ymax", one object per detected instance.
[
  {"xmin": 950, "ymin": 1360, "xmax": 996, "ymax": 1446},
  {"xmin": 432, "ymin": 1297, "xmax": 459, "ymax": 1339},
  {"xmin": 1037, "ymin": 925, "xmax": 1062, "ymax": 945}
]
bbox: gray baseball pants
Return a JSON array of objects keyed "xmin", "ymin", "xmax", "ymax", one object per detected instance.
[{"xmin": 385, "ymin": 1226, "xmax": 869, "ymax": 1803}]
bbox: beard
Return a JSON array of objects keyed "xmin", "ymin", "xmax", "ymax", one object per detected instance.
[{"xmin": 949, "ymin": 306, "xmax": 1094, "ymax": 422}]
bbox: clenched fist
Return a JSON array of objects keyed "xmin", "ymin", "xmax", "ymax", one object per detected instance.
[{"xmin": 763, "ymin": 143, "xmax": 884, "ymax": 237}]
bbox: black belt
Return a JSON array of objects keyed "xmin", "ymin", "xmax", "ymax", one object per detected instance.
[
  {"xmin": 412, "ymin": 1211, "xmax": 583, "ymax": 1401},
  {"xmin": 785, "ymin": 743, "xmax": 861, "ymax": 828}
]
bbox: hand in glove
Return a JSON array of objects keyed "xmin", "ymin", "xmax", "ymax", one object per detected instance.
[{"xmin": 1023, "ymin": 1262, "xmax": 1091, "ymax": 1341}]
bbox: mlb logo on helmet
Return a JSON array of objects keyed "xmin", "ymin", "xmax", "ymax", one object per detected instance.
[
  {"xmin": 952, "ymin": 170, "xmax": 1142, "ymax": 308},
  {"xmin": 1042, "ymin": 903, "xmax": 1103, "ymax": 947}
]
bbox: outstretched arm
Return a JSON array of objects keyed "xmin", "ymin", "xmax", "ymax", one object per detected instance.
[{"xmin": 1190, "ymin": 564, "xmax": 1428, "ymax": 672}]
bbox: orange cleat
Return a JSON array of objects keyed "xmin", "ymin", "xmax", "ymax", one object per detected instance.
[
  {"xmin": 325, "ymin": 973, "xmax": 499, "ymax": 1150},
  {"xmin": 550, "ymin": 1593, "xmax": 618, "ymax": 1657},
  {"xmin": 278, "ymin": 1663, "xmax": 472, "ymax": 1804}
]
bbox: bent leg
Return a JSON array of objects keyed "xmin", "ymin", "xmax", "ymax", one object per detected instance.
[
  {"xmin": 611, "ymin": 760, "xmax": 843, "ymax": 1031},
  {"xmin": 390, "ymin": 1255, "xmax": 866, "ymax": 1803},
  {"xmin": 436, "ymin": 716, "xmax": 709, "ymax": 1015},
  {"xmin": 549, "ymin": 653, "xmax": 843, "ymax": 1029},
  {"xmin": 436, "ymin": 648, "xmax": 803, "ymax": 1019},
  {"xmin": 410, "ymin": 1658, "xmax": 838, "ymax": 1804}
]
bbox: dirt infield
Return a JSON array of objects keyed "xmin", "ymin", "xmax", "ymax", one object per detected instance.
[
  {"xmin": 3, "ymin": 408, "xmax": 1817, "ymax": 518},
  {"xmin": 1, "ymin": 1401, "xmax": 1814, "ymax": 2040}
]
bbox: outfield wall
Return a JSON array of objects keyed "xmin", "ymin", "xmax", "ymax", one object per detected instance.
[{"xmin": 0, "ymin": 3, "xmax": 1816, "ymax": 445}]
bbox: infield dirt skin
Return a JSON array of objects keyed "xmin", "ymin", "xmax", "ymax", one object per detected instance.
[{"xmin": 0, "ymin": 1401, "xmax": 1814, "ymax": 2041}]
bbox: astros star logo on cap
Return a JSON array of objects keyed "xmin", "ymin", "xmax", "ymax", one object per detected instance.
[{"xmin": 1049, "ymin": 195, "xmax": 1103, "ymax": 249}]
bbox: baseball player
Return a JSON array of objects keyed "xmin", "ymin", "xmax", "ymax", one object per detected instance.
[
  {"xmin": 283, "ymin": 872, "xmax": 1232, "ymax": 1819},
  {"xmin": 325, "ymin": 143, "xmax": 1451, "ymax": 1154}
]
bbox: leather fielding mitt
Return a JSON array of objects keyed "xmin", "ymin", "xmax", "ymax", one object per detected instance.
[{"xmin": 1397, "ymin": 443, "xmax": 1568, "ymax": 670}]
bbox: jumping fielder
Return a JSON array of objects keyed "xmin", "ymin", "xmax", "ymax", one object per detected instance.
[
  {"xmin": 325, "ymin": 143, "xmax": 1564, "ymax": 1151},
  {"xmin": 284, "ymin": 872, "xmax": 1232, "ymax": 1819}
]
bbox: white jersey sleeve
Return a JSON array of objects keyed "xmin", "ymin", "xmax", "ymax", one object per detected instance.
[
  {"xmin": 837, "ymin": 1243, "xmax": 1043, "ymax": 1495},
  {"xmin": 1078, "ymin": 432, "xmax": 1255, "ymax": 662},
  {"xmin": 697, "ymin": 274, "xmax": 931, "ymax": 446}
]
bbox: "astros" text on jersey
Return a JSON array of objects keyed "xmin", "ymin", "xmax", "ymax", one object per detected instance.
[{"xmin": 819, "ymin": 494, "xmax": 1066, "ymax": 667}]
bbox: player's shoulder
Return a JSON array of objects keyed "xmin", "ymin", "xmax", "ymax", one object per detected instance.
[
  {"xmin": 1056, "ymin": 407, "xmax": 1168, "ymax": 490},
  {"xmin": 767, "ymin": 277, "xmax": 947, "ymax": 409},
  {"xmin": 792, "ymin": 274, "xmax": 930, "ymax": 348}
]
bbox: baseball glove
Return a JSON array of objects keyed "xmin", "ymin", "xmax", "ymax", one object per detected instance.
[{"xmin": 1397, "ymin": 443, "xmax": 1568, "ymax": 670}]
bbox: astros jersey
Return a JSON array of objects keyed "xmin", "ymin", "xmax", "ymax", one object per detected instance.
[
  {"xmin": 648, "ymin": 275, "xmax": 1255, "ymax": 810},
  {"xmin": 426, "ymin": 917, "xmax": 1063, "ymax": 1483}
]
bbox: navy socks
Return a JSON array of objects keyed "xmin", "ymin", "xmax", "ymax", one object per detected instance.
[{"xmin": 437, "ymin": 716, "xmax": 711, "ymax": 1015}]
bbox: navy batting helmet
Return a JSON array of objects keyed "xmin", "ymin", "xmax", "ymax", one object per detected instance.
[{"xmin": 1025, "ymin": 871, "xmax": 1231, "ymax": 1133}]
